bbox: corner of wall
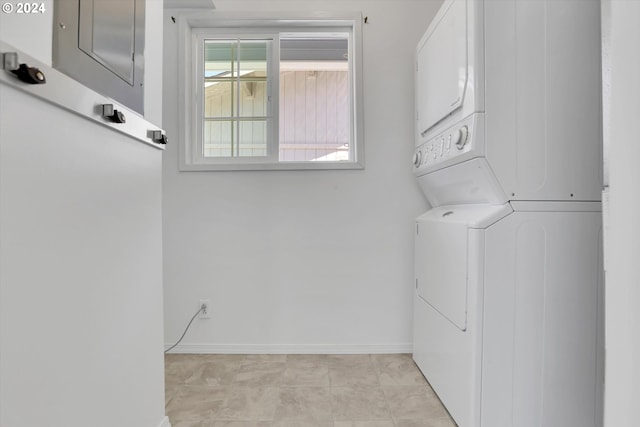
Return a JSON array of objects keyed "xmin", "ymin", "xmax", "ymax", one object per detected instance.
[{"xmin": 145, "ymin": 0, "xmax": 165, "ymax": 126}]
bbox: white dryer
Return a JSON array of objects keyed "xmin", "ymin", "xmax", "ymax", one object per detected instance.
[
  {"xmin": 412, "ymin": 1, "xmax": 604, "ymax": 426},
  {"xmin": 413, "ymin": 0, "xmax": 602, "ymax": 204}
]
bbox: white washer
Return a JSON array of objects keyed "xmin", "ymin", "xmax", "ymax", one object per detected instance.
[{"xmin": 414, "ymin": 202, "xmax": 604, "ymax": 427}]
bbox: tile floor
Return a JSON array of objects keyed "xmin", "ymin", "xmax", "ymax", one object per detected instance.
[{"xmin": 165, "ymin": 353, "xmax": 456, "ymax": 427}]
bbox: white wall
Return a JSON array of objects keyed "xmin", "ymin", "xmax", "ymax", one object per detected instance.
[
  {"xmin": 604, "ymin": 1, "xmax": 640, "ymax": 425},
  {"xmin": 145, "ymin": 0, "xmax": 165, "ymax": 126},
  {"xmin": 162, "ymin": 0, "xmax": 439, "ymax": 353},
  {"xmin": 0, "ymin": 0, "xmax": 53, "ymax": 66},
  {"xmin": 0, "ymin": 1, "xmax": 167, "ymax": 426}
]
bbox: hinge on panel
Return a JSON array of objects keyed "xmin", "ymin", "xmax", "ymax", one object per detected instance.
[
  {"xmin": 415, "ymin": 278, "xmax": 418, "ymax": 289},
  {"xmin": 416, "ymin": 223, "xmax": 419, "ymax": 235}
]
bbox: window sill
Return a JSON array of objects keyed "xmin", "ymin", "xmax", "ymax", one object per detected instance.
[{"xmin": 179, "ymin": 160, "xmax": 365, "ymax": 172}]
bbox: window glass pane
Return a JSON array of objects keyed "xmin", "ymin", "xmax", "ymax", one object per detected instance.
[
  {"xmin": 237, "ymin": 120, "xmax": 267, "ymax": 157},
  {"xmin": 203, "ymin": 120, "xmax": 233, "ymax": 157},
  {"xmin": 238, "ymin": 79, "xmax": 267, "ymax": 117},
  {"xmin": 202, "ymin": 39, "xmax": 269, "ymax": 158},
  {"xmin": 203, "ymin": 120, "xmax": 267, "ymax": 158},
  {"xmin": 279, "ymin": 35, "xmax": 351, "ymax": 162},
  {"xmin": 238, "ymin": 42, "xmax": 268, "ymax": 118},
  {"xmin": 204, "ymin": 81, "xmax": 234, "ymax": 118},
  {"xmin": 238, "ymin": 42, "xmax": 267, "ymax": 72},
  {"xmin": 204, "ymin": 41, "xmax": 235, "ymax": 77},
  {"xmin": 204, "ymin": 41, "xmax": 237, "ymax": 122}
]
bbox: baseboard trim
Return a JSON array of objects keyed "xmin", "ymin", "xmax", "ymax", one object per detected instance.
[
  {"xmin": 157, "ymin": 416, "xmax": 171, "ymax": 427},
  {"xmin": 164, "ymin": 343, "xmax": 413, "ymax": 354}
]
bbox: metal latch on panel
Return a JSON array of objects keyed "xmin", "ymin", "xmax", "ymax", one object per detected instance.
[
  {"xmin": 101, "ymin": 104, "xmax": 126, "ymax": 123},
  {"xmin": 2, "ymin": 52, "xmax": 46, "ymax": 84},
  {"xmin": 148, "ymin": 130, "xmax": 168, "ymax": 145}
]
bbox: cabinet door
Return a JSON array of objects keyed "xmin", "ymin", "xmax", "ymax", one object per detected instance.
[{"xmin": 54, "ymin": 0, "xmax": 145, "ymax": 114}]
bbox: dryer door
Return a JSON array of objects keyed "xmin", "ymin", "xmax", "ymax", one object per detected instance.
[{"xmin": 416, "ymin": 0, "xmax": 468, "ymax": 134}]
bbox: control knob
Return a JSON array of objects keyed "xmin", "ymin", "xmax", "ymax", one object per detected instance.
[
  {"xmin": 452, "ymin": 125, "xmax": 469, "ymax": 150},
  {"xmin": 413, "ymin": 151, "xmax": 422, "ymax": 167}
]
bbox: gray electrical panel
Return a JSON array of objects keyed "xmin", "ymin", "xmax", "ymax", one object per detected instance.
[{"xmin": 53, "ymin": 0, "xmax": 145, "ymax": 114}]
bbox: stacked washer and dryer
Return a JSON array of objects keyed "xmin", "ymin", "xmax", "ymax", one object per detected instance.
[{"xmin": 412, "ymin": 1, "xmax": 604, "ymax": 427}]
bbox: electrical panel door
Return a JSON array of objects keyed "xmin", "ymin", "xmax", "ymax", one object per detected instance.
[{"xmin": 53, "ymin": 0, "xmax": 145, "ymax": 114}]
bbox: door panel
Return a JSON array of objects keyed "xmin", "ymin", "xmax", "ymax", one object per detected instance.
[
  {"xmin": 417, "ymin": 0, "xmax": 467, "ymax": 134},
  {"xmin": 79, "ymin": 0, "xmax": 136, "ymax": 84},
  {"xmin": 53, "ymin": 0, "xmax": 145, "ymax": 113},
  {"xmin": 416, "ymin": 216, "xmax": 468, "ymax": 331}
]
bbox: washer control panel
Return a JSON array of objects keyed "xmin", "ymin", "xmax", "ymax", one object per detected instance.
[{"xmin": 413, "ymin": 115, "xmax": 480, "ymax": 175}]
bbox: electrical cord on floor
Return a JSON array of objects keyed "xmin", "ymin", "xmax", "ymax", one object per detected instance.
[{"xmin": 164, "ymin": 305, "xmax": 205, "ymax": 354}]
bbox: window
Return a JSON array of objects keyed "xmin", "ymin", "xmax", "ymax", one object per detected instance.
[
  {"xmin": 178, "ymin": 14, "xmax": 364, "ymax": 171},
  {"xmin": 200, "ymin": 38, "xmax": 271, "ymax": 159}
]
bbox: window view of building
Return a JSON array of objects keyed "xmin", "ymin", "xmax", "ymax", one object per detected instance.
[{"xmin": 201, "ymin": 35, "xmax": 351, "ymax": 164}]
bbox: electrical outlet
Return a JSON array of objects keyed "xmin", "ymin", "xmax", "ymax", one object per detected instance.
[{"xmin": 199, "ymin": 299, "xmax": 210, "ymax": 319}]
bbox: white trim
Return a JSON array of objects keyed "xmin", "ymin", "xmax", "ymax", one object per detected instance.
[
  {"xmin": 164, "ymin": 343, "xmax": 413, "ymax": 354},
  {"xmin": 164, "ymin": 0, "xmax": 214, "ymax": 10},
  {"xmin": 157, "ymin": 416, "xmax": 172, "ymax": 427},
  {"xmin": 509, "ymin": 201, "xmax": 602, "ymax": 213}
]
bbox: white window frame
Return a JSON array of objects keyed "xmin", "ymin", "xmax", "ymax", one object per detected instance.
[{"xmin": 177, "ymin": 12, "xmax": 364, "ymax": 171}]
